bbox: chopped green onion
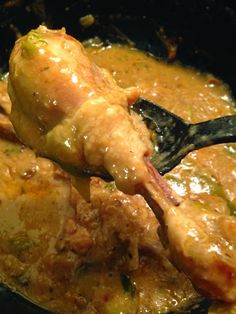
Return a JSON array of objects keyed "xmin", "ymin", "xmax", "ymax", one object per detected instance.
[
  {"xmin": 9, "ymin": 232, "xmax": 32, "ymax": 256},
  {"xmin": 15, "ymin": 273, "xmax": 30, "ymax": 287},
  {"xmin": 21, "ymin": 30, "xmax": 48, "ymax": 56},
  {"xmin": 104, "ymin": 182, "xmax": 116, "ymax": 192}
]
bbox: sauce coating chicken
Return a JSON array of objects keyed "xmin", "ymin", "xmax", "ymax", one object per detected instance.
[
  {"xmin": 8, "ymin": 26, "xmax": 236, "ymax": 303},
  {"xmin": 8, "ymin": 25, "xmax": 151, "ymax": 193},
  {"xmin": 145, "ymin": 162, "xmax": 236, "ymax": 302}
]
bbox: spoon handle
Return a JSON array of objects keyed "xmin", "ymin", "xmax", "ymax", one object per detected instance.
[
  {"xmin": 188, "ymin": 115, "xmax": 236, "ymax": 149},
  {"xmin": 152, "ymin": 115, "xmax": 236, "ymax": 175}
]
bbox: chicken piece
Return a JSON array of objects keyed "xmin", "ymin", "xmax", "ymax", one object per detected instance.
[
  {"xmin": 8, "ymin": 25, "xmax": 151, "ymax": 193},
  {"xmin": 8, "ymin": 26, "xmax": 236, "ymax": 302},
  {"xmin": 142, "ymin": 161, "xmax": 236, "ymax": 302},
  {"xmin": 166, "ymin": 200, "xmax": 236, "ymax": 302}
]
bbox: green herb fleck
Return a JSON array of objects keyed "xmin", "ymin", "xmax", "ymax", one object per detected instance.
[
  {"xmin": 15, "ymin": 273, "xmax": 30, "ymax": 287},
  {"xmin": 21, "ymin": 30, "xmax": 48, "ymax": 55},
  {"xmin": 104, "ymin": 182, "xmax": 116, "ymax": 192},
  {"xmin": 120, "ymin": 273, "xmax": 136, "ymax": 297},
  {"xmin": 193, "ymin": 174, "xmax": 225, "ymax": 197},
  {"xmin": 166, "ymin": 175, "xmax": 186, "ymax": 195},
  {"xmin": 4, "ymin": 144, "xmax": 22, "ymax": 156},
  {"xmin": 191, "ymin": 173, "xmax": 236, "ymax": 216},
  {"xmin": 75, "ymin": 264, "xmax": 87, "ymax": 278},
  {"xmin": 226, "ymin": 200, "xmax": 236, "ymax": 216},
  {"xmin": 9, "ymin": 232, "xmax": 32, "ymax": 256},
  {"xmin": 166, "ymin": 175, "xmax": 184, "ymax": 186}
]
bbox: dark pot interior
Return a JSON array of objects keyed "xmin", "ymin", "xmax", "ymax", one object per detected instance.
[{"xmin": 0, "ymin": 0, "xmax": 235, "ymax": 313}]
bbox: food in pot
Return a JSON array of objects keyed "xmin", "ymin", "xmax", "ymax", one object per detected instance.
[{"xmin": 0, "ymin": 25, "xmax": 235, "ymax": 313}]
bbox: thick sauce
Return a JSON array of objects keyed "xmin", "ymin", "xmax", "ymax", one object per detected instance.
[
  {"xmin": 87, "ymin": 45, "xmax": 236, "ymax": 216},
  {"xmin": 0, "ymin": 43, "xmax": 236, "ymax": 313}
]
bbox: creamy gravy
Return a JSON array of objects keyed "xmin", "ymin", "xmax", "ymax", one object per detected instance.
[
  {"xmin": 0, "ymin": 41, "xmax": 236, "ymax": 313},
  {"xmin": 87, "ymin": 45, "xmax": 236, "ymax": 215}
]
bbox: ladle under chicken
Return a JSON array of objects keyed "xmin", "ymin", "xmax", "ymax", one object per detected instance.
[{"xmin": 8, "ymin": 26, "xmax": 236, "ymax": 302}]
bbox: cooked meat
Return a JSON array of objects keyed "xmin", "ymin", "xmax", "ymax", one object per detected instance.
[
  {"xmin": 143, "ymin": 161, "xmax": 236, "ymax": 302},
  {"xmin": 0, "ymin": 85, "xmax": 198, "ymax": 313},
  {"xmin": 8, "ymin": 26, "xmax": 236, "ymax": 303},
  {"xmin": 8, "ymin": 25, "xmax": 151, "ymax": 194}
]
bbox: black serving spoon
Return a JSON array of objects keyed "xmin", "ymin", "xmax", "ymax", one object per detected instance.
[
  {"xmin": 131, "ymin": 98, "xmax": 236, "ymax": 174},
  {"xmin": 59, "ymin": 98, "xmax": 236, "ymax": 179}
]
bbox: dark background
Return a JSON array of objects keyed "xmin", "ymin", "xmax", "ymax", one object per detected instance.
[{"xmin": 0, "ymin": 0, "xmax": 235, "ymax": 313}]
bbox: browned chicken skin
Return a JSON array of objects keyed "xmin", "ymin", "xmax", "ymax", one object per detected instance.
[{"xmin": 8, "ymin": 26, "xmax": 236, "ymax": 302}]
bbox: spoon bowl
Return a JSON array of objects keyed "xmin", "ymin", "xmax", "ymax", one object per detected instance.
[
  {"xmin": 131, "ymin": 98, "xmax": 236, "ymax": 174},
  {"xmin": 55, "ymin": 98, "xmax": 236, "ymax": 179}
]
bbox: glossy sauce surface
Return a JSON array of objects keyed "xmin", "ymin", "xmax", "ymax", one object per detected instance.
[
  {"xmin": 87, "ymin": 45, "xmax": 236, "ymax": 215},
  {"xmin": 1, "ymin": 42, "xmax": 236, "ymax": 313}
]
